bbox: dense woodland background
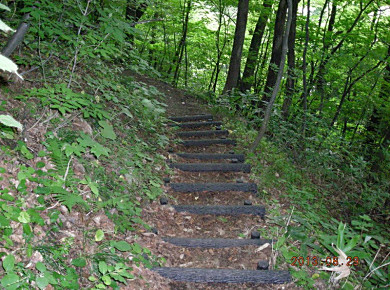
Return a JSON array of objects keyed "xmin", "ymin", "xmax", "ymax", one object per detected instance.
[{"xmin": 0, "ymin": 0, "xmax": 389, "ymax": 289}]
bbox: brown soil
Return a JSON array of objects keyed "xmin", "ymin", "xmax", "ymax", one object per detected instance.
[
  {"xmin": 168, "ymin": 190, "xmax": 256, "ymax": 206},
  {"xmin": 168, "ymin": 170, "xmax": 250, "ymax": 183}
]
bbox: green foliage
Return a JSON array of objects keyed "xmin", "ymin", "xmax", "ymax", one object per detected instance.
[{"xmin": 23, "ymin": 84, "xmax": 110, "ymax": 119}]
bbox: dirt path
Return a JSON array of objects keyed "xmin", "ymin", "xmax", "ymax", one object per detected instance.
[{"xmin": 126, "ymin": 73, "xmax": 294, "ymax": 289}]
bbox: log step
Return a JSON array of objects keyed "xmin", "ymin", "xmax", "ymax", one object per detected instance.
[
  {"xmin": 177, "ymin": 130, "xmax": 229, "ymax": 138},
  {"xmin": 169, "ymin": 114, "xmax": 213, "ymax": 122},
  {"xmin": 173, "ymin": 205, "xmax": 265, "ymax": 217},
  {"xmin": 162, "ymin": 237, "xmax": 271, "ymax": 248},
  {"xmin": 169, "ymin": 163, "xmax": 251, "ymax": 173},
  {"xmin": 168, "ymin": 121, "xmax": 222, "ymax": 128},
  {"xmin": 152, "ymin": 268, "xmax": 291, "ymax": 284},
  {"xmin": 176, "ymin": 153, "xmax": 245, "ymax": 162},
  {"xmin": 170, "ymin": 182, "xmax": 257, "ymax": 193},
  {"xmin": 180, "ymin": 139, "xmax": 236, "ymax": 147}
]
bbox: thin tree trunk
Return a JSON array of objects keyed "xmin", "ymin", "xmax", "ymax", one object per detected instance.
[
  {"xmin": 301, "ymin": 0, "xmax": 310, "ymax": 138},
  {"xmin": 222, "ymin": 0, "xmax": 250, "ymax": 94},
  {"xmin": 281, "ymin": 0, "xmax": 300, "ymax": 118},
  {"xmin": 259, "ymin": 0, "xmax": 288, "ymax": 107},
  {"xmin": 239, "ymin": 0, "xmax": 272, "ymax": 93},
  {"xmin": 172, "ymin": 0, "xmax": 192, "ymax": 86},
  {"xmin": 255, "ymin": 29, "xmax": 271, "ymax": 94},
  {"xmin": 251, "ymin": 0, "xmax": 293, "ymax": 151}
]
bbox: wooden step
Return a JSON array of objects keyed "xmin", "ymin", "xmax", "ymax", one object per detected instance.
[
  {"xmin": 170, "ymin": 182, "xmax": 257, "ymax": 193},
  {"xmin": 169, "ymin": 163, "xmax": 251, "ymax": 173},
  {"xmin": 177, "ymin": 130, "xmax": 229, "ymax": 138},
  {"xmin": 168, "ymin": 121, "xmax": 222, "ymax": 129},
  {"xmin": 162, "ymin": 237, "xmax": 271, "ymax": 248},
  {"xmin": 152, "ymin": 268, "xmax": 291, "ymax": 284},
  {"xmin": 173, "ymin": 205, "xmax": 265, "ymax": 217},
  {"xmin": 169, "ymin": 114, "xmax": 213, "ymax": 122},
  {"xmin": 176, "ymin": 153, "xmax": 245, "ymax": 162},
  {"xmin": 180, "ymin": 139, "xmax": 236, "ymax": 147}
]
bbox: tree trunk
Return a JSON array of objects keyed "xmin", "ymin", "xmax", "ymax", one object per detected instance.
[
  {"xmin": 301, "ymin": 0, "xmax": 310, "ymax": 139},
  {"xmin": 222, "ymin": 0, "xmax": 250, "ymax": 94},
  {"xmin": 254, "ymin": 29, "xmax": 271, "ymax": 94},
  {"xmin": 316, "ymin": 1, "xmax": 337, "ymax": 115},
  {"xmin": 251, "ymin": 0, "xmax": 293, "ymax": 151},
  {"xmin": 281, "ymin": 0, "xmax": 300, "ymax": 119},
  {"xmin": 171, "ymin": 0, "xmax": 192, "ymax": 86},
  {"xmin": 126, "ymin": 0, "xmax": 148, "ymax": 44},
  {"xmin": 239, "ymin": 0, "xmax": 272, "ymax": 93},
  {"xmin": 259, "ymin": 0, "xmax": 287, "ymax": 107}
]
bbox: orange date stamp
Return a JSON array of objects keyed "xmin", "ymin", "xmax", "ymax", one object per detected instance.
[{"xmin": 291, "ymin": 256, "xmax": 360, "ymax": 267}]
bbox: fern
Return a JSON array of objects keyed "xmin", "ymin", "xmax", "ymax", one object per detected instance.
[
  {"xmin": 45, "ymin": 138, "xmax": 73, "ymax": 178},
  {"xmin": 56, "ymin": 191, "xmax": 89, "ymax": 212}
]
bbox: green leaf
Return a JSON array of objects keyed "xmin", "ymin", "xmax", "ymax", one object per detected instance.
[
  {"xmin": 0, "ymin": 167, "xmax": 6, "ymax": 173},
  {"xmin": 98, "ymin": 261, "xmax": 108, "ymax": 275},
  {"xmin": 113, "ymin": 241, "xmax": 132, "ymax": 252},
  {"xmin": 0, "ymin": 115, "xmax": 23, "ymax": 130},
  {"xmin": 0, "ymin": 19, "xmax": 14, "ymax": 33},
  {"xmin": 89, "ymin": 182, "xmax": 99, "ymax": 196},
  {"xmin": 337, "ymin": 222, "xmax": 345, "ymax": 249},
  {"xmin": 99, "ymin": 120, "xmax": 116, "ymax": 140},
  {"xmin": 18, "ymin": 211, "xmax": 31, "ymax": 223},
  {"xmin": 36, "ymin": 161, "xmax": 45, "ymax": 168},
  {"xmin": 0, "ymin": 56, "xmax": 22, "ymax": 79},
  {"xmin": 343, "ymin": 235, "xmax": 360, "ymax": 253},
  {"xmin": 3, "ymin": 254, "xmax": 15, "ymax": 272},
  {"xmin": 36, "ymin": 276, "xmax": 49, "ymax": 289},
  {"xmin": 72, "ymin": 258, "xmax": 86, "ymax": 267},
  {"xmin": 0, "ymin": 4, "xmax": 11, "ymax": 11},
  {"xmin": 102, "ymin": 275, "xmax": 111, "ymax": 285},
  {"xmin": 95, "ymin": 229, "xmax": 104, "ymax": 241},
  {"xmin": 1, "ymin": 273, "xmax": 20, "ymax": 289},
  {"xmin": 20, "ymin": 145, "xmax": 34, "ymax": 159},
  {"xmin": 36, "ymin": 262, "xmax": 46, "ymax": 272},
  {"xmin": 132, "ymin": 243, "xmax": 142, "ymax": 254}
]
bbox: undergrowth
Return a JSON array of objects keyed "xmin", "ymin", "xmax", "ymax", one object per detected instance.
[{"xmin": 211, "ymin": 102, "xmax": 390, "ymax": 289}]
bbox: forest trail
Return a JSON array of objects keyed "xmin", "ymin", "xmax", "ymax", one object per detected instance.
[{"xmin": 131, "ymin": 74, "xmax": 293, "ymax": 289}]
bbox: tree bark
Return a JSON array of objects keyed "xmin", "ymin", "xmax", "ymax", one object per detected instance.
[
  {"xmin": 251, "ymin": 0, "xmax": 293, "ymax": 151},
  {"xmin": 259, "ymin": 0, "xmax": 287, "ymax": 107},
  {"xmin": 2, "ymin": 13, "xmax": 30, "ymax": 57},
  {"xmin": 171, "ymin": 0, "xmax": 192, "ymax": 86},
  {"xmin": 222, "ymin": 0, "xmax": 250, "ymax": 94},
  {"xmin": 239, "ymin": 0, "xmax": 272, "ymax": 93},
  {"xmin": 281, "ymin": 0, "xmax": 300, "ymax": 118},
  {"xmin": 301, "ymin": 0, "xmax": 310, "ymax": 138}
]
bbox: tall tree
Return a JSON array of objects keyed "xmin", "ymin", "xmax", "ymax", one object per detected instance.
[
  {"xmin": 208, "ymin": 0, "xmax": 229, "ymax": 93},
  {"xmin": 259, "ymin": 0, "xmax": 287, "ymax": 107},
  {"xmin": 222, "ymin": 0, "xmax": 250, "ymax": 94},
  {"xmin": 239, "ymin": 0, "xmax": 272, "ymax": 93},
  {"xmin": 169, "ymin": 0, "xmax": 192, "ymax": 86},
  {"xmin": 301, "ymin": 0, "xmax": 310, "ymax": 139},
  {"xmin": 281, "ymin": 0, "xmax": 300, "ymax": 118},
  {"xmin": 251, "ymin": 0, "xmax": 293, "ymax": 150}
]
